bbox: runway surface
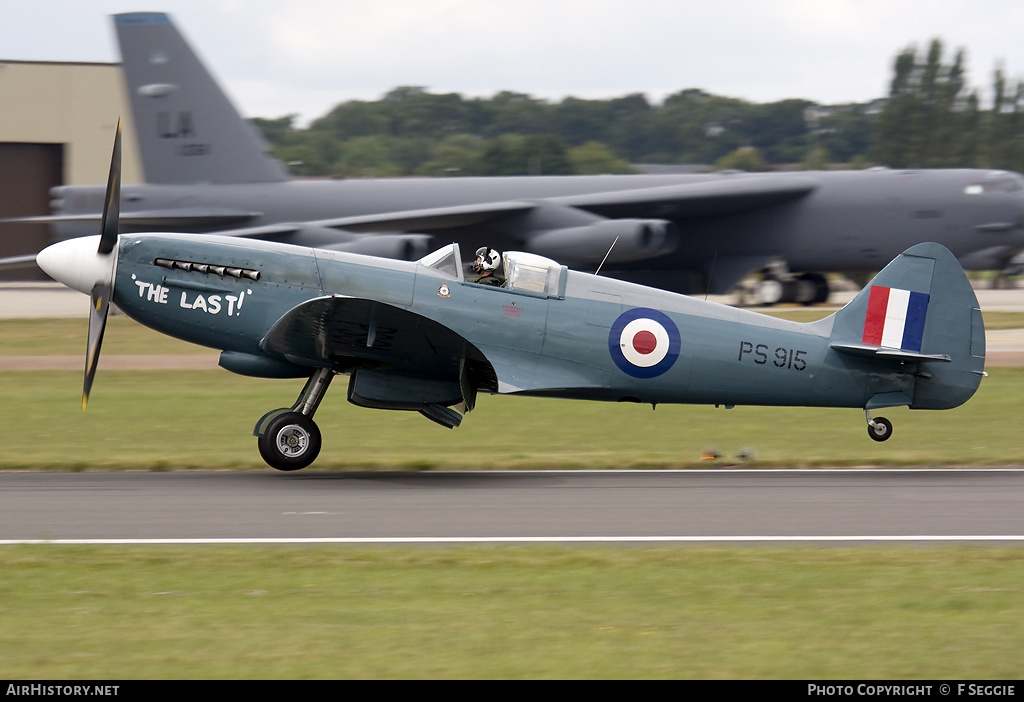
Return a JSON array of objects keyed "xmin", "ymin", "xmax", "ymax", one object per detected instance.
[{"xmin": 2, "ymin": 469, "xmax": 1022, "ymax": 544}]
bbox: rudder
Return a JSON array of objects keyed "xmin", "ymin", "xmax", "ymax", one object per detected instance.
[
  {"xmin": 114, "ymin": 12, "xmax": 289, "ymax": 185},
  {"xmin": 828, "ymin": 242, "xmax": 985, "ymax": 410}
]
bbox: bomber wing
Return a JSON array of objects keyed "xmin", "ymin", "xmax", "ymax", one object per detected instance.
[
  {"xmin": 7, "ymin": 207, "xmax": 261, "ymax": 229},
  {"xmin": 209, "ymin": 174, "xmax": 818, "ymax": 240},
  {"xmin": 221, "ymin": 201, "xmax": 537, "ymax": 240},
  {"xmin": 1, "ymin": 175, "xmax": 815, "ymax": 273},
  {"xmin": 548, "ymin": 172, "xmax": 817, "ymax": 219}
]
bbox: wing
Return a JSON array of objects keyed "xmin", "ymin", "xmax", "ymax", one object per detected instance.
[
  {"xmin": 6, "ymin": 207, "xmax": 261, "ymax": 229},
  {"xmin": 259, "ymin": 296, "xmax": 496, "ymax": 424},
  {"xmin": 204, "ymin": 174, "xmax": 817, "ymax": 240},
  {"xmin": 210, "ymin": 201, "xmax": 536, "ymax": 241},
  {"xmin": 550, "ymin": 172, "xmax": 817, "ymax": 219},
  {"xmin": 258, "ymin": 293, "xmax": 619, "ymax": 404}
]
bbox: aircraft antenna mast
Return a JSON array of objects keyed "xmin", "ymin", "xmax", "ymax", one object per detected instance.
[{"xmin": 595, "ymin": 237, "xmax": 620, "ymax": 276}]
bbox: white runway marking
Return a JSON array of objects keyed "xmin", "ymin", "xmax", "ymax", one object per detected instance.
[{"xmin": 2, "ymin": 536, "xmax": 1024, "ymax": 545}]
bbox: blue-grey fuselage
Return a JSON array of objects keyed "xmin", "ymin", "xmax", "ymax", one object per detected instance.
[{"xmin": 111, "ymin": 234, "xmax": 984, "ymax": 413}]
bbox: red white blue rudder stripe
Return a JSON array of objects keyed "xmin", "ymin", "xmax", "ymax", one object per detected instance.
[
  {"xmin": 862, "ymin": 286, "xmax": 930, "ymax": 352},
  {"xmin": 609, "ymin": 308, "xmax": 681, "ymax": 378}
]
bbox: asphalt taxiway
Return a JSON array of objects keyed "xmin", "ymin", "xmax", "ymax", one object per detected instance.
[{"xmin": 1, "ymin": 469, "xmax": 1022, "ymax": 543}]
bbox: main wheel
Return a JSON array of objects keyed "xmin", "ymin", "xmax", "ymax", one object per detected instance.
[
  {"xmin": 258, "ymin": 412, "xmax": 322, "ymax": 471},
  {"xmin": 797, "ymin": 273, "xmax": 830, "ymax": 305},
  {"xmin": 867, "ymin": 417, "xmax": 893, "ymax": 442}
]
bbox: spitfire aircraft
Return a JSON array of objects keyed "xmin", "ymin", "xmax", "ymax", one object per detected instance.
[
  {"xmin": 13, "ymin": 11, "xmax": 1024, "ymax": 304},
  {"xmin": 36, "ymin": 126, "xmax": 987, "ymax": 470}
]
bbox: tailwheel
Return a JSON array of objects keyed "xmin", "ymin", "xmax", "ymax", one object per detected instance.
[
  {"xmin": 867, "ymin": 416, "xmax": 893, "ymax": 442},
  {"xmin": 258, "ymin": 411, "xmax": 322, "ymax": 471}
]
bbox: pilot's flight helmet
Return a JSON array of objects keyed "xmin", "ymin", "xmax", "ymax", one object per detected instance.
[{"xmin": 473, "ymin": 246, "xmax": 501, "ymax": 273}]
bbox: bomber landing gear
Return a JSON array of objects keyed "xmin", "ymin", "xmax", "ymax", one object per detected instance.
[
  {"xmin": 255, "ymin": 367, "xmax": 335, "ymax": 471},
  {"xmin": 752, "ymin": 267, "xmax": 830, "ymax": 306},
  {"xmin": 865, "ymin": 410, "xmax": 893, "ymax": 442}
]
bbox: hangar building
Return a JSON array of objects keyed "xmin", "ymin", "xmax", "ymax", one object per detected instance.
[{"xmin": 0, "ymin": 60, "xmax": 143, "ymax": 279}]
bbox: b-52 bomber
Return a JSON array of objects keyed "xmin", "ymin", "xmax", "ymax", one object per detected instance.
[
  {"xmin": 37, "ymin": 126, "xmax": 987, "ymax": 470},
  {"xmin": 18, "ymin": 11, "xmax": 1024, "ymax": 304}
]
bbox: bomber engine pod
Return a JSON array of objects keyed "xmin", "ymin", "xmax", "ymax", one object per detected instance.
[{"xmin": 528, "ymin": 218, "xmax": 679, "ymax": 265}]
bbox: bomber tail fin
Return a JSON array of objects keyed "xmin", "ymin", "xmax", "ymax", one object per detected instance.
[
  {"xmin": 114, "ymin": 12, "xmax": 289, "ymax": 184},
  {"xmin": 827, "ymin": 242, "xmax": 986, "ymax": 410}
]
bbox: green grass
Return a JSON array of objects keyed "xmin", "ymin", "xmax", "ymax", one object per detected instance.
[
  {"xmin": 0, "ymin": 317, "xmax": 214, "ymax": 356},
  {"xmin": 0, "ymin": 367, "xmax": 1020, "ymax": 470},
  {"xmin": 1, "ymin": 366, "xmax": 1022, "ymax": 471},
  {"xmin": 0, "ymin": 545, "xmax": 1021, "ymax": 679},
  {"xmin": 0, "ymin": 312, "xmax": 1020, "ymax": 470},
  {"xmin": 2, "ymin": 318, "xmax": 1021, "ymax": 680}
]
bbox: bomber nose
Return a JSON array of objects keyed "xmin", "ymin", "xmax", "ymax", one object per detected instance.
[{"xmin": 36, "ymin": 235, "xmax": 109, "ymax": 295}]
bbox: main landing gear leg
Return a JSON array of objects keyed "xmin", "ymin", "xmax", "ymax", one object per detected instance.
[
  {"xmin": 255, "ymin": 367, "xmax": 335, "ymax": 471},
  {"xmin": 865, "ymin": 410, "xmax": 893, "ymax": 442}
]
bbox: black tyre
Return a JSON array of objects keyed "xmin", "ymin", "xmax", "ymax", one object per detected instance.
[
  {"xmin": 258, "ymin": 412, "xmax": 322, "ymax": 471},
  {"xmin": 797, "ymin": 273, "xmax": 830, "ymax": 305},
  {"xmin": 867, "ymin": 417, "xmax": 893, "ymax": 442}
]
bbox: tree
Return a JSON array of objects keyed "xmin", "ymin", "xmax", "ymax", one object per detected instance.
[
  {"xmin": 478, "ymin": 134, "xmax": 572, "ymax": 175},
  {"xmin": 553, "ymin": 98, "xmax": 612, "ymax": 146},
  {"xmin": 712, "ymin": 147, "xmax": 767, "ymax": 172},
  {"xmin": 567, "ymin": 141, "xmax": 636, "ymax": 174},
  {"xmin": 800, "ymin": 147, "xmax": 831, "ymax": 171},
  {"xmin": 748, "ymin": 100, "xmax": 815, "ymax": 163},
  {"xmin": 415, "ymin": 135, "xmax": 485, "ymax": 176},
  {"xmin": 251, "ymin": 115, "xmax": 298, "ymax": 147},
  {"xmin": 484, "ymin": 92, "xmax": 553, "ymax": 136},
  {"xmin": 873, "ymin": 39, "xmax": 979, "ymax": 168},
  {"xmin": 312, "ymin": 100, "xmax": 390, "ymax": 140},
  {"xmin": 335, "ymin": 136, "xmax": 402, "ymax": 177},
  {"xmin": 254, "ymin": 86, "xmax": 883, "ymax": 176}
]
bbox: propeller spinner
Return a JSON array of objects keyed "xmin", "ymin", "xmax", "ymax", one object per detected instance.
[{"xmin": 36, "ymin": 120, "xmax": 122, "ymax": 408}]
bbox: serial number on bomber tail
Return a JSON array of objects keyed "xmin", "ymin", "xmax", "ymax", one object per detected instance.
[{"xmin": 738, "ymin": 341, "xmax": 808, "ymax": 371}]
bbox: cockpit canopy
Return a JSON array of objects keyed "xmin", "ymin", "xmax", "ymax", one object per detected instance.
[
  {"xmin": 502, "ymin": 251, "xmax": 565, "ymax": 297},
  {"xmin": 419, "ymin": 244, "xmax": 566, "ymax": 298},
  {"xmin": 418, "ymin": 243, "xmax": 463, "ymax": 279}
]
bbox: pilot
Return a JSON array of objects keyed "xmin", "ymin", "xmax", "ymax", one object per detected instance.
[{"xmin": 472, "ymin": 246, "xmax": 505, "ymax": 286}]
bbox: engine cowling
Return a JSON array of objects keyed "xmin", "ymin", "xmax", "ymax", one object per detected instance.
[{"xmin": 528, "ymin": 218, "xmax": 678, "ymax": 265}]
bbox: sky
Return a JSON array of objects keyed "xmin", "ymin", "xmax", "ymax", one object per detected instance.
[{"xmin": 5, "ymin": 0, "xmax": 1024, "ymax": 126}]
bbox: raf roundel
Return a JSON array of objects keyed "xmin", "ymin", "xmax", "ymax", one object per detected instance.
[{"xmin": 608, "ymin": 308, "xmax": 681, "ymax": 378}]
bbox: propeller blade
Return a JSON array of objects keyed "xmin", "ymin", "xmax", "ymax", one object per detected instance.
[
  {"xmin": 98, "ymin": 120, "xmax": 121, "ymax": 255},
  {"xmin": 82, "ymin": 120, "xmax": 121, "ymax": 407},
  {"xmin": 83, "ymin": 282, "xmax": 111, "ymax": 409}
]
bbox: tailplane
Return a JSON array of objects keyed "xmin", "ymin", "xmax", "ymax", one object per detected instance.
[
  {"xmin": 828, "ymin": 242, "xmax": 986, "ymax": 410},
  {"xmin": 114, "ymin": 12, "xmax": 289, "ymax": 184}
]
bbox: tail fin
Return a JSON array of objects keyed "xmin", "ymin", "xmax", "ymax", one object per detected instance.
[
  {"xmin": 114, "ymin": 12, "xmax": 289, "ymax": 184},
  {"xmin": 828, "ymin": 242, "xmax": 986, "ymax": 410}
]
